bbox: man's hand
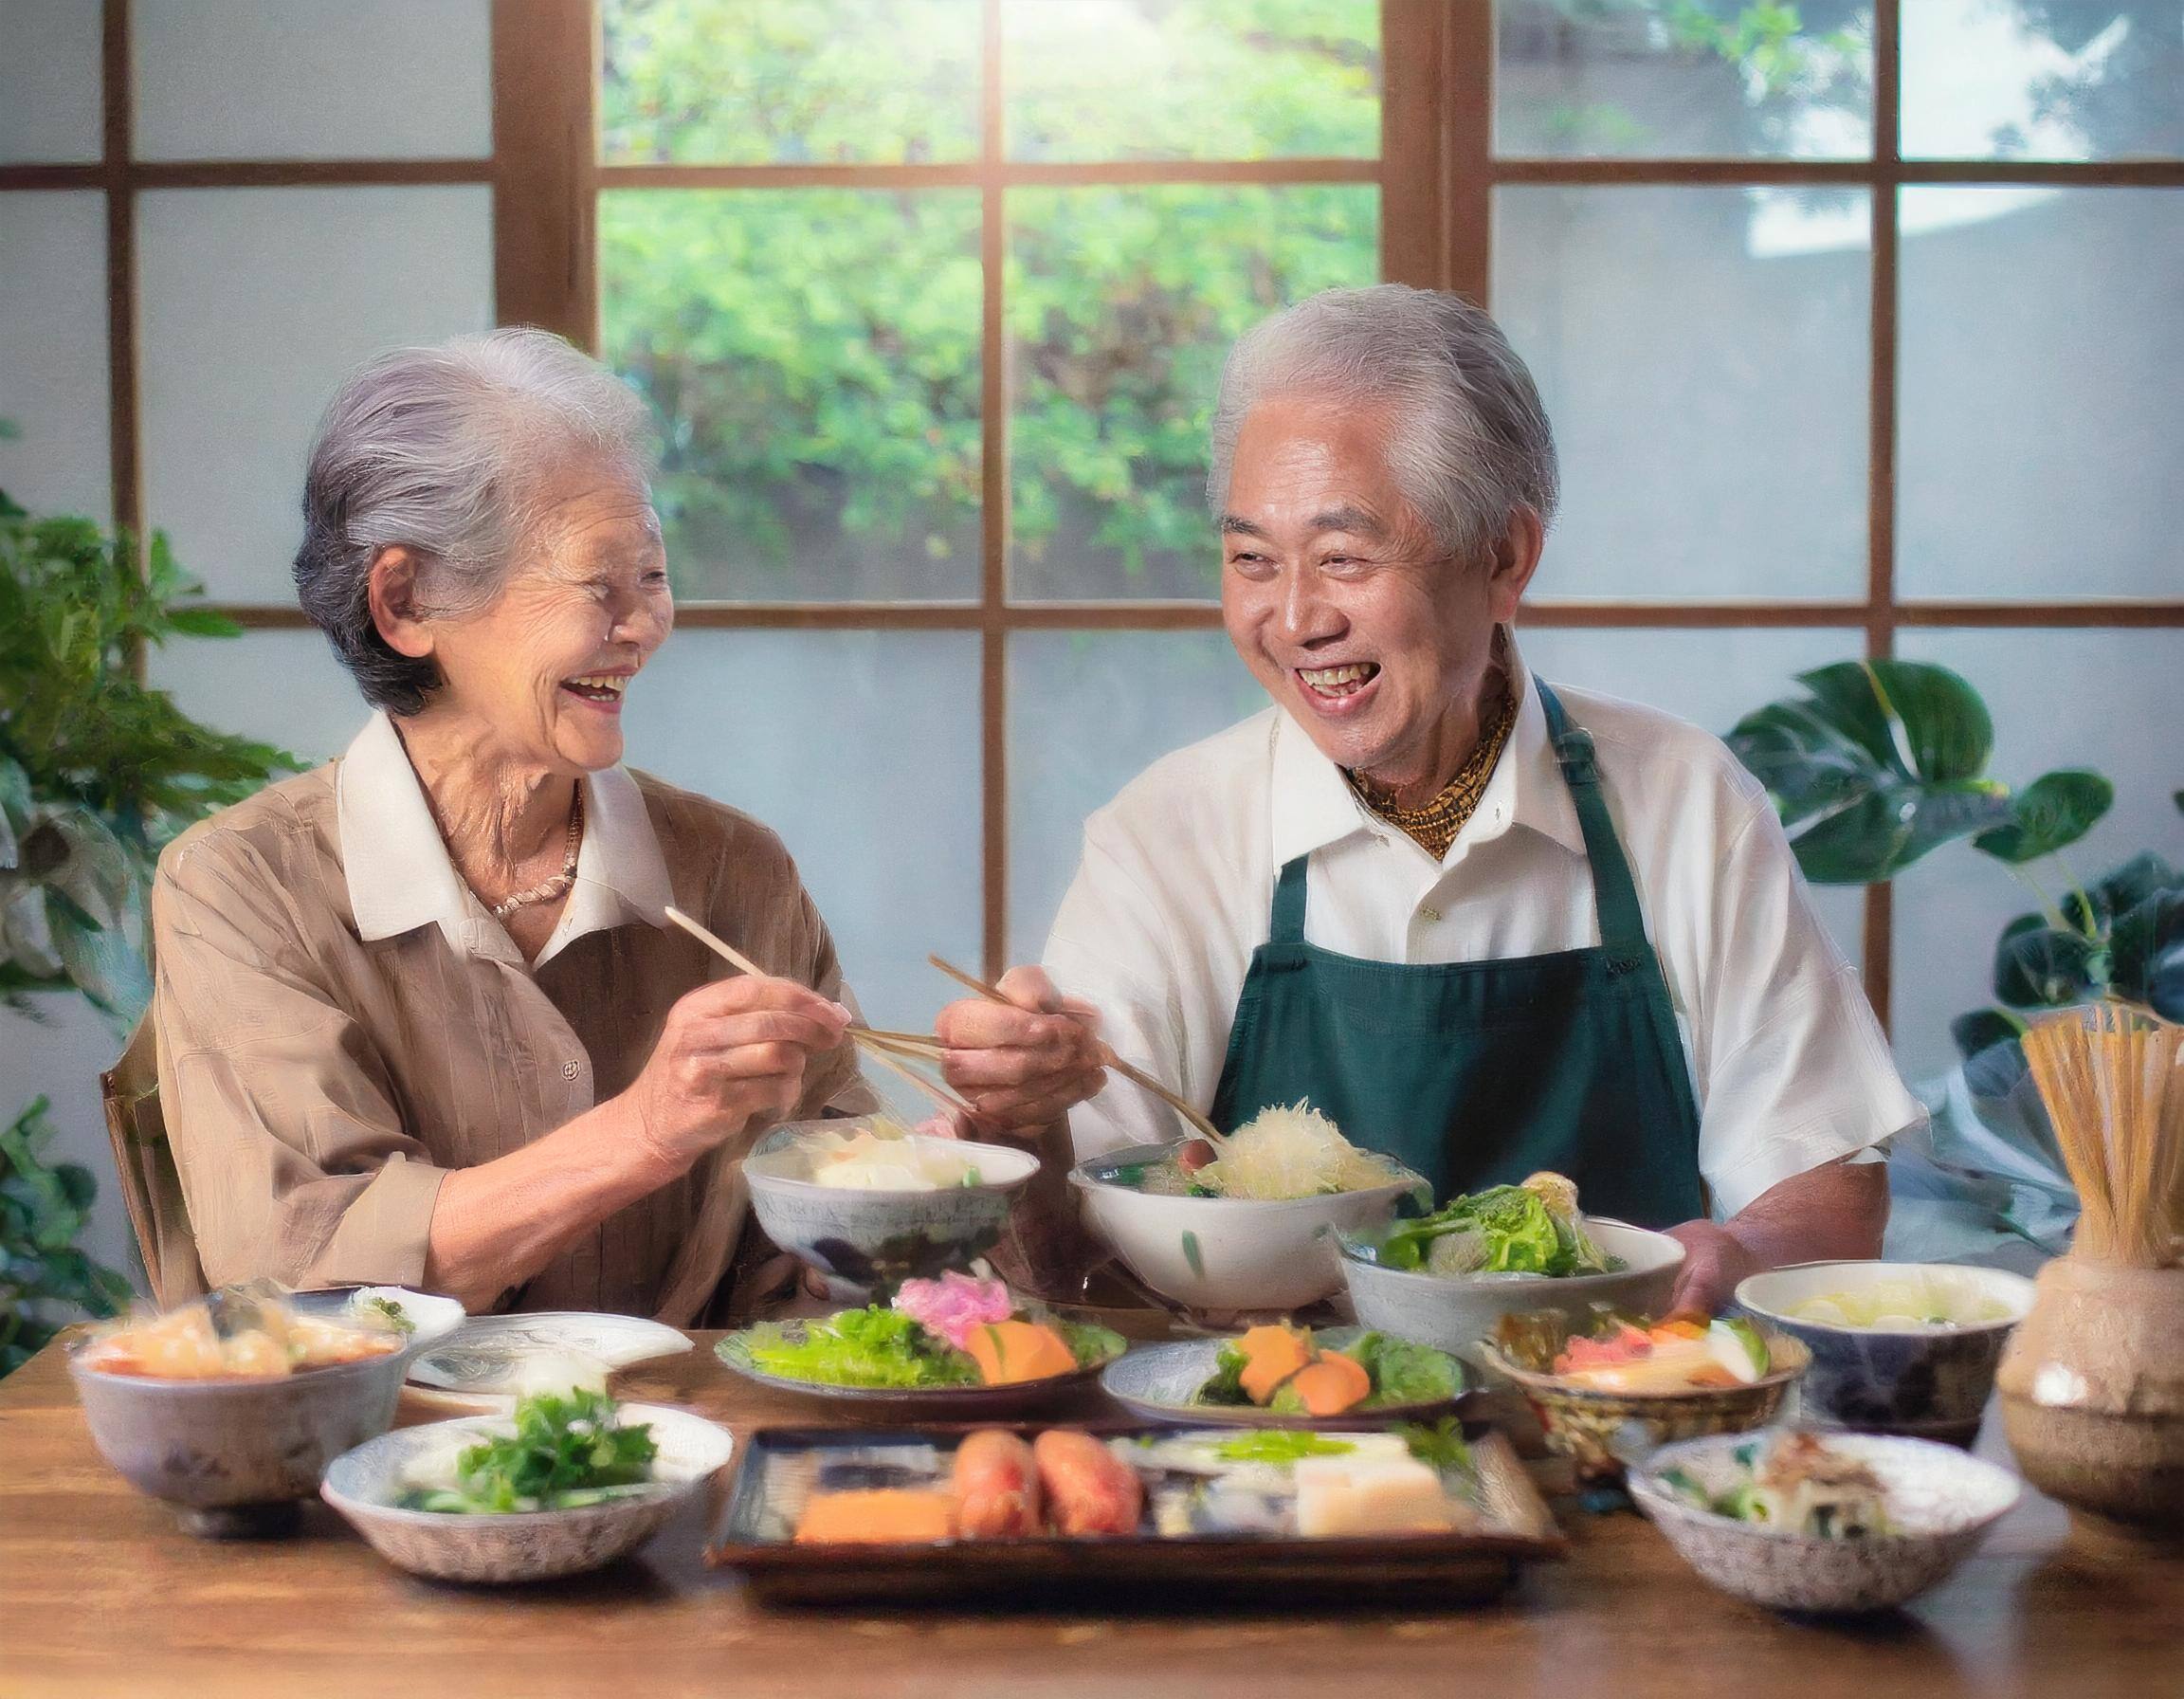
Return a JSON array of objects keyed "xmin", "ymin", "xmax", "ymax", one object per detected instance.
[
  {"xmin": 1661, "ymin": 1155, "xmax": 1888, "ymax": 1315},
  {"xmin": 934, "ymin": 965, "xmax": 1107, "ymax": 1142},
  {"xmin": 1664, "ymin": 1219, "xmax": 1762, "ymax": 1315}
]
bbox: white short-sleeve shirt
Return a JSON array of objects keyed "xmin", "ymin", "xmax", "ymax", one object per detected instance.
[{"xmin": 1043, "ymin": 649, "xmax": 1922, "ymax": 1219}]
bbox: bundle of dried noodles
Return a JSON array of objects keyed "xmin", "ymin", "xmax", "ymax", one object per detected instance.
[{"xmin": 2023, "ymin": 1003, "xmax": 2184, "ymax": 1269}]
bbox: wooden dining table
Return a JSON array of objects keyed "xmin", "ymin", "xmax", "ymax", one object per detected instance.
[{"xmin": 2, "ymin": 1327, "xmax": 2178, "ymax": 1699}]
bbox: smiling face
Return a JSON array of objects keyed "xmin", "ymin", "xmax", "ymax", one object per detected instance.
[
  {"xmin": 405, "ymin": 454, "xmax": 673, "ymax": 774},
  {"xmin": 1219, "ymin": 394, "xmax": 1534, "ymax": 795}
]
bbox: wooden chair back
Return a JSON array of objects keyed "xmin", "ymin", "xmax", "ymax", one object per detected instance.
[{"xmin": 99, "ymin": 1010, "xmax": 206, "ymax": 1308}]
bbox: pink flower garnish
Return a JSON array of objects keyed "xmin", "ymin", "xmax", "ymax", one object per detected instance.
[{"xmin": 893, "ymin": 1270, "xmax": 1014, "ymax": 1350}]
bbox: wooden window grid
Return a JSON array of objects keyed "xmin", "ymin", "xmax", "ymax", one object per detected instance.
[{"xmin": 6, "ymin": 0, "xmax": 2180, "ymax": 1021}]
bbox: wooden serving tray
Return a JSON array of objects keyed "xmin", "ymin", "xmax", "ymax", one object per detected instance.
[{"xmin": 706, "ymin": 1422, "xmax": 1565, "ymax": 1608}]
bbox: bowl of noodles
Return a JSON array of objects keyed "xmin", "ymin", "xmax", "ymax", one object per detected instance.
[
  {"xmin": 1069, "ymin": 1102, "xmax": 1429, "ymax": 1313},
  {"xmin": 68, "ymin": 1283, "xmax": 464, "ymax": 1537}
]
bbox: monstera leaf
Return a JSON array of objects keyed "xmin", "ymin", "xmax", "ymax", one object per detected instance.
[{"xmin": 1728, "ymin": 660, "xmax": 2113, "ymax": 884}]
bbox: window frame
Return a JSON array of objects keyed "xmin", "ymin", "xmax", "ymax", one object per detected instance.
[{"xmin": 11, "ymin": 0, "xmax": 2178, "ymax": 1021}]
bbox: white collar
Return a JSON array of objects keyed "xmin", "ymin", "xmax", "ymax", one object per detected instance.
[
  {"xmin": 335, "ymin": 711, "xmax": 673, "ymax": 966},
  {"xmin": 1267, "ymin": 639, "xmax": 1588, "ymax": 871}
]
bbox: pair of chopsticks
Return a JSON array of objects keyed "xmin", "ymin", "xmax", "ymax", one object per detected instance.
[
  {"xmin": 663, "ymin": 906, "xmax": 973, "ymax": 1120},
  {"xmin": 925, "ymin": 955, "xmax": 1226, "ymax": 1147}
]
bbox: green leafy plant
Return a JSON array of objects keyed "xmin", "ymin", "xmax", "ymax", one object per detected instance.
[
  {"xmin": 1727, "ymin": 659, "xmax": 2183, "ymax": 1064},
  {"xmin": 0, "ymin": 490, "xmax": 291, "ymax": 1019},
  {"xmin": 1, "ymin": 461, "xmax": 292, "ymax": 1371},
  {"xmin": 0, "ymin": 1097, "xmax": 133, "ymax": 1374}
]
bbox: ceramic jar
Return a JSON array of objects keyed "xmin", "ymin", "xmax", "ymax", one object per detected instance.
[{"xmin": 1996, "ymin": 1255, "xmax": 2184, "ymax": 1530}]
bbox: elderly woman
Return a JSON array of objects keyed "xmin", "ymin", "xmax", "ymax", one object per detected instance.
[
  {"xmin": 152, "ymin": 329, "xmax": 868, "ymax": 1320},
  {"xmin": 939, "ymin": 284, "xmax": 1923, "ymax": 1312}
]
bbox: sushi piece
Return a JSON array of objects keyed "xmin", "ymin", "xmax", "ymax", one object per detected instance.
[{"xmin": 952, "ymin": 1429, "xmax": 1040, "ymax": 1537}]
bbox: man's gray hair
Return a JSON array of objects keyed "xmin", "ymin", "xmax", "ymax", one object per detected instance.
[
  {"xmin": 1207, "ymin": 284, "xmax": 1559, "ymax": 561},
  {"xmin": 294, "ymin": 328, "xmax": 655, "ymax": 716}
]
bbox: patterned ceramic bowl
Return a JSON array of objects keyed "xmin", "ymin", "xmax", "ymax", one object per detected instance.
[
  {"xmin": 1070, "ymin": 1142, "xmax": 1429, "ymax": 1313},
  {"xmin": 744, "ymin": 1118, "xmax": 1041, "ymax": 1289},
  {"xmin": 1736, "ymin": 1262, "xmax": 2035, "ymax": 1446},
  {"xmin": 321, "ymin": 1402, "xmax": 736, "ymax": 1583},
  {"xmin": 1476, "ymin": 1325, "xmax": 1810, "ymax": 1481},
  {"xmin": 68, "ymin": 1286, "xmax": 464, "ymax": 1538},
  {"xmin": 1338, "ymin": 1218, "xmax": 1685, "ymax": 1368},
  {"xmin": 1629, "ymin": 1429, "xmax": 2022, "ymax": 1614}
]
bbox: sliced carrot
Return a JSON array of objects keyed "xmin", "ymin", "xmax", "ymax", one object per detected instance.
[
  {"xmin": 1237, "ymin": 1323, "xmax": 1315, "ymax": 1404},
  {"xmin": 1287, "ymin": 1350, "xmax": 1374, "ymax": 1416}
]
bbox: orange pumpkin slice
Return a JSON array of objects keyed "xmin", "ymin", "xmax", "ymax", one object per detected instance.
[{"xmin": 964, "ymin": 1320, "xmax": 1080, "ymax": 1386}]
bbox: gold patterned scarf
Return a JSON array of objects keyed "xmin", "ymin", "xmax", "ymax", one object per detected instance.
[{"xmin": 1343, "ymin": 671, "xmax": 1518, "ymax": 860}]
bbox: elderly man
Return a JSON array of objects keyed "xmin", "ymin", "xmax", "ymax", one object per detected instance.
[{"xmin": 939, "ymin": 284, "xmax": 1919, "ymax": 1311}]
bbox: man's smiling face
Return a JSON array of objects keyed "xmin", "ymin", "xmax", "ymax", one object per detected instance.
[{"xmin": 1218, "ymin": 394, "xmax": 1512, "ymax": 792}]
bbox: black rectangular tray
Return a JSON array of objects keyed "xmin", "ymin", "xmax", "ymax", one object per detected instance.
[{"xmin": 706, "ymin": 1422, "xmax": 1565, "ymax": 1609}]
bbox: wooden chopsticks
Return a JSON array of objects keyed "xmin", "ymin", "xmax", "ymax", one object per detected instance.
[
  {"xmin": 925, "ymin": 954, "xmax": 1226, "ymax": 1146},
  {"xmin": 662, "ymin": 906, "xmax": 973, "ymax": 1119}
]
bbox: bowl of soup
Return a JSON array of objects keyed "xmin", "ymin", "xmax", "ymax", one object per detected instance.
[
  {"xmin": 69, "ymin": 1285, "xmax": 464, "ymax": 1536},
  {"xmin": 1735, "ymin": 1261, "xmax": 2035, "ymax": 1446}
]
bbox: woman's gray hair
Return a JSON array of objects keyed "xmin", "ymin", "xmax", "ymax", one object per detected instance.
[
  {"xmin": 294, "ymin": 328, "xmax": 655, "ymax": 716},
  {"xmin": 1207, "ymin": 284, "xmax": 1559, "ymax": 561}
]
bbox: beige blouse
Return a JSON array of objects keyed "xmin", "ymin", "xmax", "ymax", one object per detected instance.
[{"xmin": 150, "ymin": 712, "xmax": 873, "ymax": 1324}]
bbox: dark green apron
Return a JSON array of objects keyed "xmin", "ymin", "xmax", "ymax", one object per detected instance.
[{"xmin": 1207, "ymin": 681, "xmax": 1705, "ymax": 1227}]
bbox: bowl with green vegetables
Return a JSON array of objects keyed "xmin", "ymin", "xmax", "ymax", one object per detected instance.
[
  {"xmin": 321, "ymin": 1389, "xmax": 734, "ymax": 1583},
  {"xmin": 1338, "ymin": 1173, "xmax": 1684, "ymax": 1367}
]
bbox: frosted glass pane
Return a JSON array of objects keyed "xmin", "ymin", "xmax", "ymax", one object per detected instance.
[
  {"xmin": 137, "ymin": 187, "xmax": 494, "ymax": 603},
  {"xmin": 0, "ymin": 192, "xmax": 109, "ymax": 523},
  {"xmin": 144, "ymin": 630, "xmax": 369, "ymax": 768},
  {"xmin": 1520, "ymin": 625, "xmax": 1868, "ymax": 971},
  {"xmin": 1898, "ymin": 188, "xmax": 2184, "ymax": 601},
  {"xmin": 1497, "ymin": 0, "xmax": 1872, "ymax": 160},
  {"xmin": 619, "ymin": 630, "xmax": 982, "ymax": 1034},
  {"xmin": 0, "ymin": 0, "xmax": 102, "ymax": 163},
  {"xmin": 1004, "ymin": 0, "xmax": 1379, "ymax": 162},
  {"xmin": 1902, "ymin": 0, "xmax": 2184, "ymax": 161},
  {"xmin": 1007, "ymin": 630, "xmax": 1264, "ymax": 962},
  {"xmin": 1494, "ymin": 187, "xmax": 1869, "ymax": 602},
  {"xmin": 1890, "ymin": 630, "xmax": 2184, "ymax": 1085},
  {"xmin": 132, "ymin": 0, "xmax": 491, "ymax": 160}
]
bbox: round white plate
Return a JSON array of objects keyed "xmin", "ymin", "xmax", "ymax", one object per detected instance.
[{"xmin": 408, "ymin": 1312, "xmax": 694, "ymax": 1398}]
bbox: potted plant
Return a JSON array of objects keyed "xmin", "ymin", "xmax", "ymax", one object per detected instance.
[
  {"xmin": 0, "ymin": 461, "xmax": 290, "ymax": 1370},
  {"xmin": 1726, "ymin": 660, "xmax": 2184, "ymax": 1259}
]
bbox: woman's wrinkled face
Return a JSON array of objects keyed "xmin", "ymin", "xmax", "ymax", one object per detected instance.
[
  {"xmin": 422, "ymin": 457, "xmax": 673, "ymax": 774},
  {"xmin": 1219, "ymin": 395, "xmax": 1514, "ymax": 788}
]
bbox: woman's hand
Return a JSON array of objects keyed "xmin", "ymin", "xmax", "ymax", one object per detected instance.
[
  {"xmin": 624, "ymin": 974, "xmax": 852, "ymax": 1171},
  {"xmin": 935, "ymin": 966, "xmax": 1106, "ymax": 1142}
]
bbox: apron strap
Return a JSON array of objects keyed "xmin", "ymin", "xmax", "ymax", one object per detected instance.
[
  {"xmin": 1534, "ymin": 680, "xmax": 1652, "ymax": 961},
  {"xmin": 1269, "ymin": 853, "xmax": 1310, "ymax": 944}
]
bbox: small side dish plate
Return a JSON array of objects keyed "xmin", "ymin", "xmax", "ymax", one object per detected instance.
[
  {"xmin": 324, "ymin": 1402, "xmax": 735, "ymax": 1585},
  {"xmin": 713, "ymin": 1324, "xmax": 1121, "ymax": 1418},
  {"xmin": 1100, "ymin": 1327, "xmax": 1467, "ymax": 1429},
  {"xmin": 408, "ymin": 1312, "xmax": 694, "ymax": 1399},
  {"xmin": 706, "ymin": 1422, "xmax": 1562, "ymax": 1607}
]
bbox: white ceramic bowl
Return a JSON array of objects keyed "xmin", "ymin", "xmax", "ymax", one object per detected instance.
[
  {"xmin": 1629, "ymin": 1429, "xmax": 2022, "ymax": 1614},
  {"xmin": 321, "ymin": 1402, "xmax": 735, "ymax": 1583},
  {"xmin": 1069, "ymin": 1141, "xmax": 1428, "ymax": 1313},
  {"xmin": 1736, "ymin": 1262, "xmax": 2036, "ymax": 1445},
  {"xmin": 1338, "ymin": 1218, "xmax": 1685, "ymax": 1367},
  {"xmin": 744, "ymin": 1117, "xmax": 1041, "ymax": 1288}
]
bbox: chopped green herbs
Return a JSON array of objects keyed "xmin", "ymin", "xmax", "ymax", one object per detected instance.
[{"xmin": 400, "ymin": 1390, "xmax": 658, "ymax": 1514}]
